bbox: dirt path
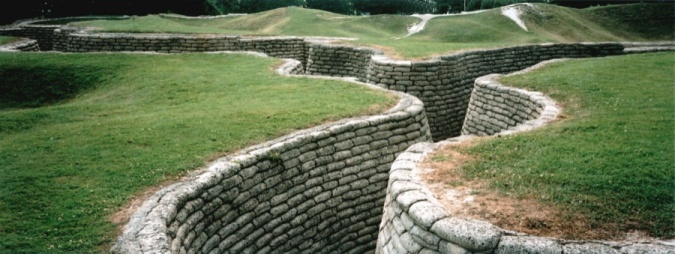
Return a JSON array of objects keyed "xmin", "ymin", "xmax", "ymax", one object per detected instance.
[{"xmin": 400, "ymin": 10, "xmax": 487, "ymax": 39}]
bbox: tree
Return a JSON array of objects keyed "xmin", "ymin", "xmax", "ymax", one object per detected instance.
[
  {"xmin": 0, "ymin": 0, "xmax": 42, "ymax": 24},
  {"xmin": 205, "ymin": 0, "xmax": 241, "ymax": 14},
  {"xmin": 352, "ymin": 0, "xmax": 435, "ymax": 15},
  {"xmin": 307, "ymin": 0, "xmax": 352, "ymax": 14},
  {"xmin": 239, "ymin": 0, "xmax": 304, "ymax": 13},
  {"xmin": 466, "ymin": 0, "xmax": 481, "ymax": 11}
]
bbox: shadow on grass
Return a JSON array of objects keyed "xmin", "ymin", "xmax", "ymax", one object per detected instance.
[{"xmin": 0, "ymin": 65, "xmax": 108, "ymax": 109}]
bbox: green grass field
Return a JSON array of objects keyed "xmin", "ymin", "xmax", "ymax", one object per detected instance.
[
  {"xmin": 456, "ymin": 52, "xmax": 674, "ymax": 238},
  {"xmin": 71, "ymin": 3, "xmax": 673, "ymax": 58},
  {"xmin": 0, "ymin": 52, "xmax": 395, "ymax": 252},
  {"xmin": 0, "ymin": 36, "xmax": 14, "ymax": 45},
  {"xmin": 0, "ymin": 2, "xmax": 673, "ymax": 252}
]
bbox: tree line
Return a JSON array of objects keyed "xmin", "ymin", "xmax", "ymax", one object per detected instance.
[{"xmin": 2, "ymin": 0, "xmax": 669, "ymax": 25}]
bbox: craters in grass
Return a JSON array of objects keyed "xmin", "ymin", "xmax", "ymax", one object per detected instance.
[{"xmin": 0, "ymin": 65, "xmax": 109, "ymax": 109}]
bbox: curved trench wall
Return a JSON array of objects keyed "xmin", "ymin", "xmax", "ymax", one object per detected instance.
[
  {"xmin": 365, "ymin": 43, "xmax": 624, "ymax": 141},
  {"xmin": 381, "ymin": 143, "xmax": 675, "ymax": 254},
  {"xmin": 111, "ymin": 71, "xmax": 433, "ymax": 253},
  {"xmin": 461, "ymin": 74, "xmax": 553, "ymax": 136},
  {"xmin": 0, "ymin": 23, "xmax": 61, "ymax": 50},
  {"xmin": 2, "ymin": 21, "xmax": 671, "ymax": 253},
  {"xmin": 0, "ymin": 38, "xmax": 40, "ymax": 52},
  {"xmin": 0, "ymin": 23, "xmax": 627, "ymax": 141},
  {"xmin": 377, "ymin": 72, "xmax": 675, "ymax": 254}
]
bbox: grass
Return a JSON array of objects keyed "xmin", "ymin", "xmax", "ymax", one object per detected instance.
[
  {"xmin": 30, "ymin": 17, "xmax": 121, "ymax": 25},
  {"xmin": 71, "ymin": 3, "xmax": 673, "ymax": 59},
  {"xmin": 74, "ymin": 7, "xmax": 417, "ymax": 38},
  {"xmin": 2, "ymin": 3, "xmax": 673, "ymax": 252},
  {"xmin": 0, "ymin": 52, "xmax": 395, "ymax": 252},
  {"xmin": 0, "ymin": 36, "xmax": 15, "ymax": 45},
  {"xmin": 454, "ymin": 52, "xmax": 674, "ymax": 238},
  {"xmin": 586, "ymin": 3, "xmax": 675, "ymax": 41}
]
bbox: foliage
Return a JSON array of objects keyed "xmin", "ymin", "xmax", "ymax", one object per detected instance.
[
  {"xmin": 205, "ymin": 0, "xmax": 239, "ymax": 14},
  {"xmin": 307, "ymin": 0, "xmax": 353, "ymax": 14},
  {"xmin": 457, "ymin": 0, "xmax": 552, "ymax": 12},
  {"xmin": 0, "ymin": 52, "xmax": 394, "ymax": 252},
  {"xmin": 551, "ymin": 0, "xmax": 672, "ymax": 8},
  {"xmin": 238, "ymin": 0, "xmax": 305, "ymax": 13},
  {"xmin": 352, "ymin": 0, "xmax": 436, "ymax": 14}
]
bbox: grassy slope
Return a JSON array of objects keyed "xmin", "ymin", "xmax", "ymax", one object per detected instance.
[
  {"xmin": 75, "ymin": 7, "xmax": 417, "ymax": 38},
  {"xmin": 72, "ymin": 3, "xmax": 674, "ymax": 59},
  {"xmin": 460, "ymin": 52, "xmax": 674, "ymax": 238},
  {"xmin": 392, "ymin": 9, "xmax": 542, "ymax": 58},
  {"xmin": 521, "ymin": 4, "xmax": 629, "ymax": 42},
  {"xmin": 403, "ymin": 3, "xmax": 673, "ymax": 58},
  {"xmin": 0, "ymin": 36, "xmax": 14, "ymax": 45},
  {"xmin": 586, "ymin": 3, "xmax": 675, "ymax": 41},
  {"xmin": 2, "ymin": 3, "xmax": 672, "ymax": 252},
  {"xmin": 0, "ymin": 52, "xmax": 395, "ymax": 252}
]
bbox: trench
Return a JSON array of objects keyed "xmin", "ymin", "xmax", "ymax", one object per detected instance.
[{"xmin": 1, "ymin": 19, "xmax": 673, "ymax": 254}]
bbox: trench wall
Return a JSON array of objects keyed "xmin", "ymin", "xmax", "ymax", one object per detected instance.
[
  {"xmin": 0, "ymin": 25, "xmax": 60, "ymax": 50},
  {"xmin": 111, "ymin": 66, "xmax": 433, "ymax": 253},
  {"xmin": 0, "ymin": 38, "xmax": 40, "ymax": 52},
  {"xmin": 380, "ymin": 141, "xmax": 675, "ymax": 254},
  {"xmin": 3, "ymin": 20, "xmax": 672, "ymax": 253},
  {"xmin": 377, "ymin": 73, "xmax": 675, "ymax": 254},
  {"xmin": 461, "ymin": 74, "xmax": 556, "ymax": 136},
  {"xmin": 52, "ymin": 29, "xmax": 310, "ymax": 67},
  {"xmin": 365, "ymin": 43, "xmax": 625, "ymax": 141},
  {"xmin": 0, "ymin": 17, "xmax": 129, "ymax": 50},
  {"xmin": 0, "ymin": 23, "xmax": 627, "ymax": 141},
  {"xmin": 305, "ymin": 43, "xmax": 381, "ymax": 81}
]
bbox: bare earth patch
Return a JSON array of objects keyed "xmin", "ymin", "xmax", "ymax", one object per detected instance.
[{"xmin": 419, "ymin": 139, "xmax": 663, "ymax": 242}]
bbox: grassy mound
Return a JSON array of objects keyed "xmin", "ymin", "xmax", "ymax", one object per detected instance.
[
  {"xmin": 587, "ymin": 3, "xmax": 675, "ymax": 41},
  {"xmin": 74, "ymin": 7, "xmax": 417, "ymax": 39},
  {"xmin": 71, "ymin": 3, "xmax": 674, "ymax": 58},
  {"xmin": 0, "ymin": 65, "xmax": 109, "ymax": 108},
  {"xmin": 0, "ymin": 52, "xmax": 395, "ymax": 252},
  {"xmin": 457, "ymin": 52, "xmax": 674, "ymax": 238},
  {"xmin": 398, "ymin": 3, "xmax": 673, "ymax": 58}
]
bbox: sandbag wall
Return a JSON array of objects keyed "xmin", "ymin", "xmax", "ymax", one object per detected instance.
[
  {"xmin": 365, "ymin": 43, "xmax": 625, "ymax": 141},
  {"xmin": 2, "ymin": 24, "xmax": 626, "ymax": 143},
  {"xmin": 376, "ymin": 74, "xmax": 562, "ymax": 254},
  {"xmin": 0, "ymin": 24, "xmax": 60, "ymax": 50},
  {"xmin": 54, "ymin": 30, "xmax": 305, "ymax": 56},
  {"xmin": 15, "ymin": 25, "xmax": 61, "ymax": 50},
  {"xmin": 305, "ymin": 43, "xmax": 381, "ymax": 81},
  {"xmin": 379, "ymin": 142, "xmax": 675, "ymax": 254},
  {"xmin": 0, "ymin": 38, "xmax": 40, "ymax": 52},
  {"xmin": 111, "ymin": 86, "xmax": 433, "ymax": 253},
  {"xmin": 376, "ymin": 74, "xmax": 673, "ymax": 253},
  {"xmin": 0, "ymin": 17, "xmax": 129, "ymax": 50},
  {"xmin": 461, "ymin": 74, "xmax": 552, "ymax": 136}
]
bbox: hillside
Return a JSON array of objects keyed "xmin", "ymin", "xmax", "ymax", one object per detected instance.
[
  {"xmin": 70, "ymin": 3, "xmax": 674, "ymax": 58},
  {"xmin": 74, "ymin": 7, "xmax": 416, "ymax": 39}
]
